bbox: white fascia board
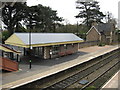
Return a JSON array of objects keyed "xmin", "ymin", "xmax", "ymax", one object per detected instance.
[{"xmin": 86, "ymin": 26, "xmax": 101, "ymax": 35}]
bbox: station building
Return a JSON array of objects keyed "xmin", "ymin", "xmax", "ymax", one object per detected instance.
[
  {"xmin": 5, "ymin": 33, "xmax": 83, "ymax": 59},
  {"xmin": 0, "ymin": 44, "xmax": 20, "ymax": 71}
]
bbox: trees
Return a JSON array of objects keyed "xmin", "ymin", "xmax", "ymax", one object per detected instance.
[
  {"xmin": 1, "ymin": 30, "xmax": 9, "ymax": 43},
  {"xmin": 75, "ymin": 0, "xmax": 105, "ymax": 28},
  {"xmin": 105, "ymin": 12, "xmax": 117, "ymax": 25},
  {"xmin": 2, "ymin": 3, "xmax": 63, "ymax": 34},
  {"xmin": 2, "ymin": 2, "xmax": 27, "ymax": 36},
  {"xmin": 24, "ymin": 4, "xmax": 63, "ymax": 33}
]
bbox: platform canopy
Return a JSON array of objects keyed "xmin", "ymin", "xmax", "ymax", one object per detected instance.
[
  {"xmin": 5, "ymin": 33, "xmax": 84, "ymax": 48},
  {"xmin": 0, "ymin": 44, "xmax": 21, "ymax": 54}
]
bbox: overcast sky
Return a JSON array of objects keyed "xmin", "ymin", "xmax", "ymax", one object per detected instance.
[{"xmin": 27, "ymin": 0, "xmax": 120, "ymax": 24}]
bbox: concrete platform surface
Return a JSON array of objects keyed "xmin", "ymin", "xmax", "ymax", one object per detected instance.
[
  {"xmin": 0, "ymin": 45, "xmax": 119, "ymax": 89},
  {"xmin": 102, "ymin": 70, "xmax": 120, "ymax": 89}
]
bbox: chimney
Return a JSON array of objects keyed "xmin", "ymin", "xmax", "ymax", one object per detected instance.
[{"xmin": 91, "ymin": 21, "xmax": 98, "ymax": 26}]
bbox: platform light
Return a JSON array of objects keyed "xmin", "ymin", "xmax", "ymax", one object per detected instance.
[{"xmin": 30, "ymin": 46, "xmax": 33, "ymax": 50}]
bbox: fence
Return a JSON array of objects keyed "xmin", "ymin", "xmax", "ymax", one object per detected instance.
[
  {"xmin": 79, "ymin": 41, "xmax": 100, "ymax": 49},
  {"xmin": 0, "ymin": 57, "xmax": 18, "ymax": 71}
]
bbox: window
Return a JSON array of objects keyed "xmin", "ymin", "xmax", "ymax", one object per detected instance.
[
  {"xmin": 72, "ymin": 43, "xmax": 74, "ymax": 47},
  {"xmin": 64, "ymin": 44, "xmax": 67, "ymax": 49},
  {"xmin": 52, "ymin": 45, "xmax": 60, "ymax": 55}
]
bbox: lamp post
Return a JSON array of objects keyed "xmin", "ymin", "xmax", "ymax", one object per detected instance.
[
  {"xmin": 29, "ymin": 17, "xmax": 32, "ymax": 56},
  {"xmin": 29, "ymin": 60, "xmax": 31, "ymax": 69},
  {"xmin": 77, "ymin": 21, "xmax": 79, "ymax": 36},
  {"xmin": 28, "ymin": 16, "xmax": 35, "ymax": 69},
  {"xmin": 29, "ymin": 15, "xmax": 35, "ymax": 54},
  {"xmin": 28, "ymin": 15, "xmax": 32, "ymax": 69}
]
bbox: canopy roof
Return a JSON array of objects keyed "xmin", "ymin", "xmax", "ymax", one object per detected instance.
[
  {"xmin": 0, "ymin": 44, "xmax": 21, "ymax": 54},
  {"xmin": 5, "ymin": 33, "xmax": 83, "ymax": 48}
]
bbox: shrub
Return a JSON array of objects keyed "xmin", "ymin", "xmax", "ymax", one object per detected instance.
[
  {"xmin": 85, "ymin": 86, "xmax": 96, "ymax": 90},
  {"xmin": 98, "ymin": 43, "xmax": 105, "ymax": 46}
]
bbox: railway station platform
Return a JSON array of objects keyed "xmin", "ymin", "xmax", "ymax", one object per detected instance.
[
  {"xmin": 102, "ymin": 70, "xmax": 120, "ymax": 89},
  {"xmin": 0, "ymin": 45, "xmax": 119, "ymax": 89}
]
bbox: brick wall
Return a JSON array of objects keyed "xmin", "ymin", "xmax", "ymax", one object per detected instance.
[
  {"xmin": 43, "ymin": 44, "xmax": 79, "ymax": 59},
  {"xmin": 79, "ymin": 41, "xmax": 99, "ymax": 49},
  {"xmin": 59, "ymin": 44, "xmax": 78, "ymax": 56},
  {"xmin": 44, "ymin": 46, "xmax": 50, "ymax": 59},
  {"xmin": 86, "ymin": 27, "xmax": 100, "ymax": 41}
]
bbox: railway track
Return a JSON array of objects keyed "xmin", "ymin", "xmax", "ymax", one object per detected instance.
[
  {"xmin": 14, "ymin": 48, "xmax": 120, "ymax": 89},
  {"xmin": 80, "ymin": 60, "xmax": 119, "ymax": 90},
  {"xmin": 43, "ymin": 49, "xmax": 120, "ymax": 90},
  {"xmin": 67, "ymin": 55, "xmax": 119, "ymax": 89}
]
